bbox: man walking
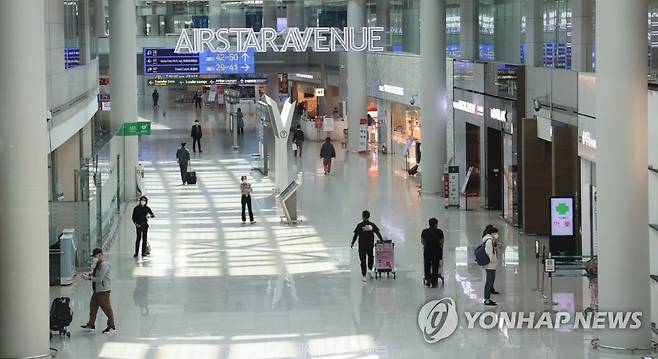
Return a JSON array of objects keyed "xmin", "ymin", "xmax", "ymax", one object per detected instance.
[
  {"xmin": 421, "ymin": 218, "xmax": 445, "ymax": 288},
  {"xmin": 351, "ymin": 210, "xmax": 383, "ymax": 282},
  {"xmin": 292, "ymin": 125, "xmax": 305, "ymax": 157},
  {"xmin": 191, "ymin": 120, "xmax": 202, "ymax": 153},
  {"xmin": 320, "ymin": 137, "xmax": 336, "ymax": 175},
  {"xmin": 152, "ymin": 89, "xmax": 159, "ymax": 108},
  {"xmin": 132, "ymin": 196, "xmax": 155, "ymax": 258},
  {"xmin": 236, "ymin": 108, "xmax": 245, "ymax": 135},
  {"xmin": 176, "ymin": 142, "xmax": 190, "ymax": 185},
  {"xmin": 81, "ymin": 248, "xmax": 116, "ymax": 334}
]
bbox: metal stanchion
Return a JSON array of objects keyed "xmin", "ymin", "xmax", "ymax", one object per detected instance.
[
  {"xmin": 543, "ymin": 254, "xmax": 558, "ymax": 308},
  {"xmin": 533, "ymin": 240, "xmax": 540, "ymax": 291}
]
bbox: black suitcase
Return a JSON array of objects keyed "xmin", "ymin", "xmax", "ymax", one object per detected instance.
[
  {"xmin": 186, "ymin": 171, "xmax": 197, "ymax": 184},
  {"xmin": 50, "ymin": 297, "xmax": 72, "ymax": 337},
  {"xmin": 408, "ymin": 164, "xmax": 418, "ymax": 175}
]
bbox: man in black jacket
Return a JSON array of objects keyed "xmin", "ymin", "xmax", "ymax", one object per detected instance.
[
  {"xmin": 351, "ymin": 210, "xmax": 383, "ymax": 282},
  {"xmin": 292, "ymin": 125, "xmax": 304, "ymax": 157},
  {"xmin": 176, "ymin": 142, "xmax": 190, "ymax": 185},
  {"xmin": 421, "ymin": 218, "xmax": 445, "ymax": 287},
  {"xmin": 320, "ymin": 137, "xmax": 336, "ymax": 175},
  {"xmin": 191, "ymin": 120, "xmax": 202, "ymax": 153},
  {"xmin": 132, "ymin": 196, "xmax": 155, "ymax": 258}
]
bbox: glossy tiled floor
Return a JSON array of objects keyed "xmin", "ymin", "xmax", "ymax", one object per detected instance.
[{"xmin": 48, "ymin": 99, "xmax": 648, "ymax": 358}]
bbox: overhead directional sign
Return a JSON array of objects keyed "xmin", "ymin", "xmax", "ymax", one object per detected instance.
[
  {"xmin": 116, "ymin": 122, "xmax": 151, "ymax": 136},
  {"xmin": 144, "ymin": 48, "xmax": 255, "ymax": 75}
]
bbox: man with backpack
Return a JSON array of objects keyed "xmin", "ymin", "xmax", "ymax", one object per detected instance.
[
  {"xmin": 351, "ymin": 210, "xmax": 384, "ymax": 282},
  {"xmin": 81, "ymin": 248, "xmax": 116, "ymax": 333},
  {"xmin": 474, "ymin": 225, "xmax": 500, "ymax": 306},
  {"xmin": 421, "ymin": 218, "xmax": 444, "ymax": 288}
]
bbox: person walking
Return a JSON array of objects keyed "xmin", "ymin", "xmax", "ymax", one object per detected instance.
[
  {"xmin": 351, "ymin": 210, "xmax": 383, "ymax": 282},
  {"xmin": 191, "ymin": 120, "xmax": 202, "ymax": 153},
  {"xmin": 152, "ymin": 89, "xmax": 159, "ymax": 108},
  {"xmin": 421, "ymin": 218, "xmax": 445, "ymax": 288},
  {"xmin": 176, "ymin": 142, "xmax": 191, "ymax": 185},
  {"xmin": 320, "ymin": 137, "xmax": 336, "ymax": 175},
  {"xmin": 482, "ymin": 225, "xmax": 500, "ymax": 306},
  {"xmin": 194, "ymin": 90, "xmax": 202, "ymax": 108},
  {"xmin": 240, "ymin": 175, "xmax": 255, "ymax": 224},
  {"xmin": 236, "ymin": 108, "xmax": 245, "ymax": 134},
  {"xmin": 80, "ymin": 247, "xmax": 116, "ymax": 334},
  {"xmin": 292, "ymin": 124, "xmax": 305, "ymax": 157},
  {"xmin": 132, "ymin": 196, "xmax": 155, "ymax": 258}
]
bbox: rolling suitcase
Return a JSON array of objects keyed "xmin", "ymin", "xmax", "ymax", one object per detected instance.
[
  {"xmin": 50, "ymin": 297, "xmax": 72, "ymax": 338},
  {"xmin": 374, "ymin": 239, "xmax": 396, "ymax": 279},
  {"xmin": 186, "ymin": 171, "xmax": 197, "ymax": 185}
]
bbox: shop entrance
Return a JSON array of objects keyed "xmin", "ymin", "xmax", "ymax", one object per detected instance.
[
  {"xmin": 465, "ymin": 123, "xmax": 480, "ymax": 198},
  {"xmin": 486, "ymin": 127, "xmax": 503, "ymax": 210}
]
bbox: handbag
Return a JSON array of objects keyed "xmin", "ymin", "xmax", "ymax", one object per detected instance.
[{"xmin": 292, "ymin": 142, "xmax": 298, "ymax": 151}]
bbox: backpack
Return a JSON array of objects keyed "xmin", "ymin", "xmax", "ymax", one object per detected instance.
[
  {"xmin": 50, "ymin": 297, "xmax": 73, "ymax": 330},
  {"xmin": 474, "ymin": 239, "xmax": 491, "ymax": 266}
]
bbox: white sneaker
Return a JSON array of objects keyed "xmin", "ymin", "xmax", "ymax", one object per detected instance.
[
  {"xmin": 361, "ymin": 276, "xmax": 367, "ymax": 282},
  {"xmin": 368, "ymin": 271, "xmax": 374, "ymax": 279}
]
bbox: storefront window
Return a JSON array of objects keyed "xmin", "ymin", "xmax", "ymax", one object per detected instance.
[{"xmin": 65, "ymin": 0, "xmax": 80, "ymax": 69}]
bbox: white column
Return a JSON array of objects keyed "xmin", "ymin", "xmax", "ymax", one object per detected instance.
[
  {"xmin": 375, "ymin": 0, "xmax": 390, "ymax": 49},
  {"xmin": 596, "ymin": 0, "xmax": 651, "ymax": 349},
  {"xmin": 572, "ymin": 0, "xmax": 593, "ymax": 72},
  {"xmin": 525, "ymin": 0, "xmax": 542, "ymax": 66},
  {"xmin": 110, "ymin": 0, "xmax": 139, "ymax": 200},
  {"xmin": 136, "ymin": 15, "xmax": 146, "ymax": 36},
  {"xmin": 262, "ymin": 0, "xmax": 277, "ymax": 29},
  {"xmin": 0, "ymin": 1, "xmax": 50, "ymax": 358},
  {"xmin": 79, "ymin": 0, "xmax": 92, "ymax": 64},
  {"xmin": 419, "ymin": 0, "xmax": 447, "ymax": 194},
  {"xmin": 95, "ymin": 0, "xmax": 106, "ymax": 37},
  {"xmin": 209, "ymin": 0, "xmax": 222, "ymax": 28},
  {"xmin": 459, "ymin": 0, "xmax": 479, "ymax": 60},
  {"xmin": 347, "ymin": 0, "xmax": 367, "ymax": 152}
]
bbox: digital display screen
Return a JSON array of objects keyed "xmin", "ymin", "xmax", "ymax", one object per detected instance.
[
  {"xmin": 280, "ymin": 181, "xmax": 298, "ymax": 199},
  {"xmin": 550, "ymin": 197, "xmax": 574, "ymax": 237}
]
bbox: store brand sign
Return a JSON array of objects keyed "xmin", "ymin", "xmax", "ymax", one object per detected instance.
[
  {"xmin": 315, "ymin": 88, "xmax": 325, "ymax": 97},
  {"xmin": 453, "ymin": 100, "xmax": 483, "ymax": 116},
  {"xmin": 490, "ymin": 107, "xmax": 508, "ymax": 122},
  {"xmin": 295, "ymin": 73, "xmax": 314, "ymax": 80},
  {"xmin": 581, "ymin": 131, "xmax": 597, "ymax": 149},
  {"xmin": 378, "ymin": 84, "xmax": 405, "ymax": 96},
  {"xmin": 175, "ymin": 27, "xmax": 385, "ymax": 54}
]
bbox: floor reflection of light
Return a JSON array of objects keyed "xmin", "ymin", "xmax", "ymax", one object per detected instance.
[
  {"xmin": 503, "ymin": 245, "xmax": 519, "ymax": 266},
  {"xmin": 455, "ymin": 246, "xmax": 469, "ymax": 266},
  {"xmin": 454, "ymin": 272, "xmax": 482, "ymax": 302},
  {"xmin": 155, "ymin": 344, "xmax": 221, "ymax": 359},
  {"xmin": 98, "ymin": 342, "xmax": 149, "ymax": 359},
  {"xmin": 228, "ymin": 341, "xmax": 298, "ymax": 359},
  {"xmin": 307, "ymin": 335, "xmax": 377, "ymax": 357}
]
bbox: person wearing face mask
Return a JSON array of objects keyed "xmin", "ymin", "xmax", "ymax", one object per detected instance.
[
  {"xmin": 240, "ymin": 175, "xmax": 255, "ymax": 224},
  {"xmin": 176, "ymin": 142, "xmax": 191, "ymax": 185},
  {"xmin": 81, "ymin": 247, "xmax": 116, "ymax": 334},
  {"xmin": 132, "ymin": 196, "xmax": 155, "ymax": 258},
  {"xmin": 482, "ymin": 225, "xmax": 500, "ymax": 306},
  {"xmin": 191, "ymin": 120, "xmax": 202, "ymax": 153}
]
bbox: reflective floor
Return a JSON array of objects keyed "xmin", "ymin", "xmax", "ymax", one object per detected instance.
[{"xmin": 49, "ymin": 99, "xmax": 646, "ymax": 358}]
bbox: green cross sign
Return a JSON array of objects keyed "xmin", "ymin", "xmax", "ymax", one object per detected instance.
[{"xmin": 556, "ymin": 203, "xmax": 570, "ymax": 215}]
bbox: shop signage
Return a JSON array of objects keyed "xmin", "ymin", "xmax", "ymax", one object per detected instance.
[
  {"xmin": 550, "ymin": 197, "xmax": 574, "ymax": 237},
  {"xmin": 490, "ymin": 107, "xmax": 508, "ymax": 122},
  {"xmin": 453, "ymin": 100, "xmax": 483, "ymax": 116},
  {"xmin": 295, "ymin": 73, "xmax": 314, "ymax": 80},
  {"xmin": 117, "ymin": 122, "xmax": 151, "ymax": 136},
  {"xmin": 323, "ymin": 117, "xmax": 334, "ymax": 131},
  {"xmin": 448, "ymin": 166, "xmax": 460, "ymax": 207},
  {"xmin": 315, "ymin": 88, "xmax": 325, "ymax": 97},
  {"xmin": 378, "ymin": 84, "xmax": 404, "ymax": 96},
  {"xmin": 101, "ymin": 101, "xmax": 111, "ymax": 111},
  {"xmin": 174, "ymin": 27, "xmax": 385, "ymax": 54},
  {"xmin": 581, "ymin": 131, "xmax": 597, "ymax": 149}
]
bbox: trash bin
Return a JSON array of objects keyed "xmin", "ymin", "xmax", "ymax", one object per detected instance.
[{"xmin": 49, "ymin": 241, "xmax": 61, "ymax": 286}]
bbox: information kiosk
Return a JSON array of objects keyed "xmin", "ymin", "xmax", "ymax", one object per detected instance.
[{"xmin": 278, "ymin": 173, "xmax": 303, "ymax": 224}]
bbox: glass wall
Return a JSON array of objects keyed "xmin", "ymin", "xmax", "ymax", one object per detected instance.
[
  {"xmin": 367, "ymin": 0, "xmax": 420, "ymax": 54},
  {"xmin": 542, "ymin": 0, "xmax": 572, "ymax": 69}
]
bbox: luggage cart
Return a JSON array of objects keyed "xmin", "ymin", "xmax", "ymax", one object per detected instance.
[{"xmin": 375, "ymin": 239, "xmax": 396, "ymax": 279}]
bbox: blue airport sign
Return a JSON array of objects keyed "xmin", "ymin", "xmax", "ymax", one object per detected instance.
[{"xmin": 144, "ymin": 48, "xmax": 255, "ymax": 75}]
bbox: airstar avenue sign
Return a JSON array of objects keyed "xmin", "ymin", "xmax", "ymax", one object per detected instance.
[{"xmin": 175, "ymin": 27, "xmax": 385, "ymax": 54}]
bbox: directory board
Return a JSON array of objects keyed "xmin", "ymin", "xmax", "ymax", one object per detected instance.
[{"xmin": 144, "ymin": 48, "xmax": 255, "ymax": 75}]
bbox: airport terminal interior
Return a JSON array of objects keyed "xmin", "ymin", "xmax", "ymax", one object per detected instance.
[{"xmin": 1, "ymin": 0, "xmax": 658, "ymax": 358}]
